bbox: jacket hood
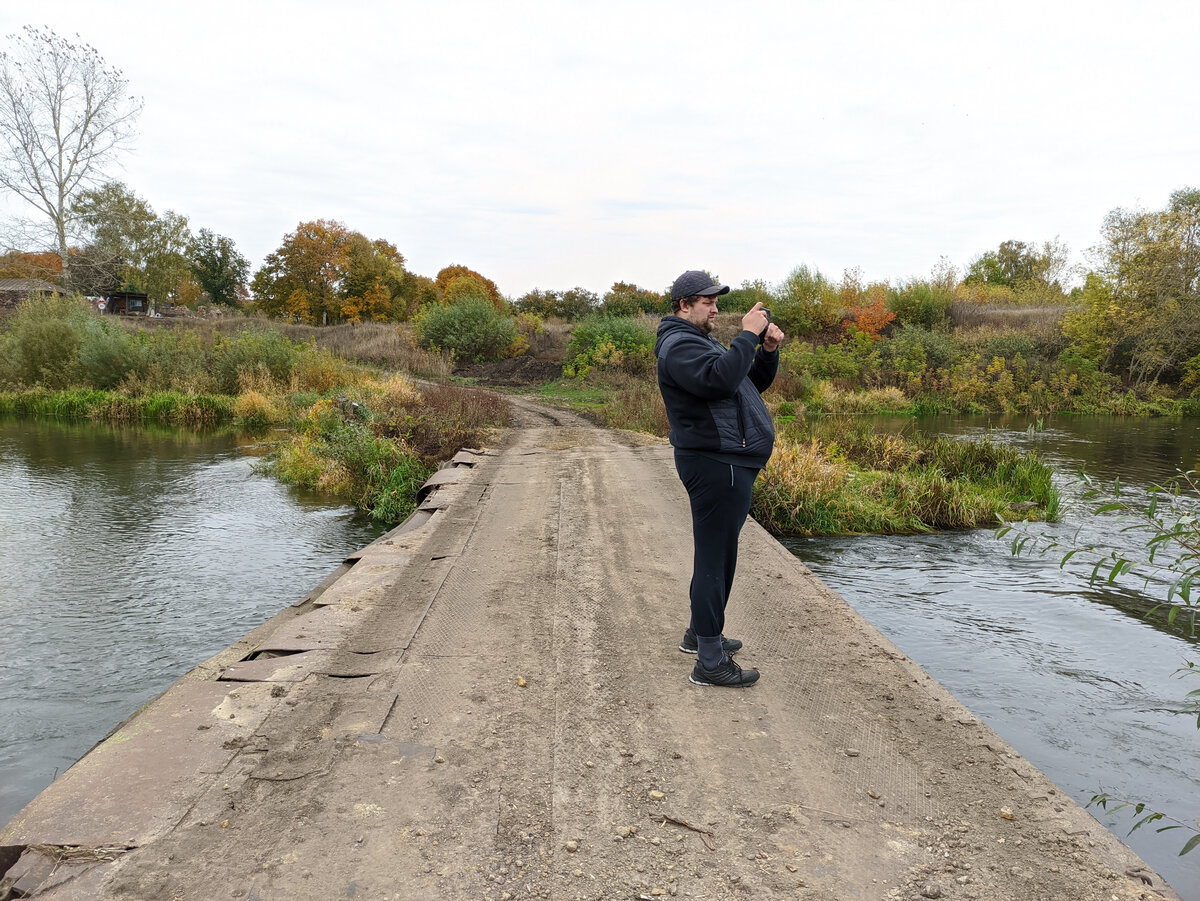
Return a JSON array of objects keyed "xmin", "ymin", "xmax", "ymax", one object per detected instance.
[{"xmin": 655, "ymin": 315, "xmax": 707, "ymax": 357}]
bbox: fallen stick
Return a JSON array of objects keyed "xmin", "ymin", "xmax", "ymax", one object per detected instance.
[{"xmin": 651, "ymin": 813, "xmax": 717, "ymax": 850}]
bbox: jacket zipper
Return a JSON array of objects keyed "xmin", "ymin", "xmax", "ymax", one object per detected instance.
[{"xmin": 737, "ymin": 392, "xmax": 747, "ymax": 447}]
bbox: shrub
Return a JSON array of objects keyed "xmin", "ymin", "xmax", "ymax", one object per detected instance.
[
  {"xmin": 722, "ymin": 280, "xmax": 773, "ymax": 315},
  {"xmin": 600, "ymin": 282, "xmax": 668, "ymax": 317},
  {"xmin": 564, "ymin": 315, "xmax": 656, "ymax": 378},
  {"xmin": 785, "ymin": 331, "xmax": 882, "ymax": 383},
  {"xmin": 211, "ymin": 330, "xmax": 301, "ymax": 394},
  {"xmin": 233, "ymin": 390, "xmax": 280, "ymax": 428},
  {"xmin": 772, "ymin": 265, "xmax": 842, "ymax": 335},
  {"xmin": 415, "ymin": 296, "xmax": 519, "ymax": 362},
  {"xmin": 443, "ymin": 275, "xmax": 494, "ymax": 307},
  {"xmin": 986, "ymin": 334, "xmax": 1040, "ymax": 361},
  {"xmin": 295, "ymin": 348, "xmax": 363, "ymax": 393},
  {"xmin": 3, "ymin": 294, "xmax": 92, "ymax": 387},
  {"xmin": 77, "ymin": 322, "xmax": 147, "ymax": 389},
  {"xmin": 888, "ymin": 279, "xmax": 953, "ymax": 331},
  {"xmin": 885, "ymin": 325, "xmax": 957, "ymax": 373}
]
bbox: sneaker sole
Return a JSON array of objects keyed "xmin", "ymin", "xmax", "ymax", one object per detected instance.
[
  {"xmin": 688, "ymin": 673, "xmax": 760, "ymax": 687},
  {"xmin": 679, "ymin": 645, "xmax": 698, "ymax": 654}
]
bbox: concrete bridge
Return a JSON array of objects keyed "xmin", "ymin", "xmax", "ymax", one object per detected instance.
[{"xmin": 1, "ymin": 401, "xmax": 1180, "ymax": 900}]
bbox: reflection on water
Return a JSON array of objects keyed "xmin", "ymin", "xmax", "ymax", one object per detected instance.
[
  {"xmin": 0, "ymin": 418, "xmax": 387, "ymax": 826},
  {"xmin": 785, "ymin": 413, "xmax": 1200, "ymax": 898}
]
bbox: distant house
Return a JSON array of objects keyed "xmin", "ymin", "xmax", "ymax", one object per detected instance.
[
  {"xmin": 104, "ymin": 291, "xmax": 150, "ymax": 315},
  {"xmin": 0, "ymin": 278, "xmax": 66, "ymax": 311}
]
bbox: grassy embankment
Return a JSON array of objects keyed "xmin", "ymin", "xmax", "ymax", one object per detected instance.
[{"xmin": 0, "ymin": 295, "xmax": 509, "ymax": 523}]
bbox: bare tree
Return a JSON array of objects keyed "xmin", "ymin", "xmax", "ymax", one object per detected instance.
[{"xmin": 0, "ymin": 26, "xmax": 142, "ymax": 272}]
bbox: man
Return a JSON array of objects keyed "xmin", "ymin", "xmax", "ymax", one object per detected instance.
[{"xmin": 655, "ymin": 270, "xmax": 785, "ymax": 687}]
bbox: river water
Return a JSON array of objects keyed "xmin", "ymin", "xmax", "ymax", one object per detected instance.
[
  {"xmin": 785, "ymin": 413, "xmax": 1200, "ymax": 897},
  {"xmin": 0, "ymin": 418, "xmax": 387, "ymax": 828},
  {"xmin": 2, "ymin": 415, "xmax": 1198, "ymax": 896}
]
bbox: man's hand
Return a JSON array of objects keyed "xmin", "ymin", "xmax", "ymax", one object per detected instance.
[
  {"xmin": 763, "ymin": 322, "xmax": 785, "ymax": 352},
  {"xmin": 741, "ymin": 303, "xmax": 769, "ymax": 337}
]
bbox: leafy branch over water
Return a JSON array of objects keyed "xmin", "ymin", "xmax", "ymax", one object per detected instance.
[
  {"xmin": 997, "ymin": 469, "xmax": 1199, "ymax": 622},
  {"xmin": 997, "ymin": 469, "xmax": 1200, "ymax": 853}
]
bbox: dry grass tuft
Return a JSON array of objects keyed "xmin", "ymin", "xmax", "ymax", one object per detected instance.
[
  {"xmin": 949, "ymin": 303, "xmax": 1069, "ymax": 336},
  {"xmin": 528, "ymin": 316, "xmax": 573, "ymax": 361},
  {"xmin": 232, "ymin": 390, "xmax": 280, "ymax": 425}
]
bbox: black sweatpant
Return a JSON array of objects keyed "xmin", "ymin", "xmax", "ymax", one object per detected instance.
[{"xmin": 674, "ymin": 450, "xmax": 759, "ymax": 639}]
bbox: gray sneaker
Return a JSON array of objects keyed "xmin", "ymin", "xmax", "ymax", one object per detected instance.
[
  {"xmin": 689, "ymin": 658, "xmax": 760, "ymax": 687},
  {"xmin": 679, "ymin": 628, "xmax": 743, "ymax": 656}
]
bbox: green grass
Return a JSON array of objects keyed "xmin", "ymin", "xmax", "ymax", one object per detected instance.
[
  {"xmin": 0, "ymin": 388, "xmax": 235, "ymax": 425},
  {"xmin": 749, "ymin": 418, "xmax": 1059, "ymax": 536},
  {"xmin": 538, "ymin": 378, "xmax": 612, "ymax": 409}
]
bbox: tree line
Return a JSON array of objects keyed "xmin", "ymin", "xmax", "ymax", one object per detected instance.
[{"xmin": 1, "ymin": 25, "xmax": 1197, "ymax": 394}]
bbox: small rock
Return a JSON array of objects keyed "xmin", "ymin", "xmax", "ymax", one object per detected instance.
[
  {"xmin": 999, "ymin": 807, "xmax": 1015, "ymax": 820},
  {"xmin": 565, "ymin": 841, "xmax": 578, "ymax": 853},
  {"xmin": 573, "ymin": 869, "xmax": 583, "ymax": 878},
  {"xmin": 434, "ymin": 755, "xmax": 445, "ymax": 764},
  {"xmin": 517, "ymin": 676, "xmax": 528, "ymax": 688},
  {"xmin": 649, "ymin": 791, "xmax": 665, "ymax": 801},
  {"xmin": 845, "ymin": 748, "xmax": 861, "ymax": 757},
  {"xmin": 921, "ymin": 884, "xmax": 943, "ymax": 899},
  {"xmin": 585, "ymin": 761, "xmax": 594, "ymax": 768}
]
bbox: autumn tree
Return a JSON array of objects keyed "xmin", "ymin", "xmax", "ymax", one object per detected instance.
[
  {"xmin": 251, "ymin": 220, "xmax": 351, "ymax": 323},
  {"xmin": 252, "ymin": 221, "xmax": 420, "ymax": 324},
  {"xmin": 435, "ymin": 263, "xmax": 503, "ymax": 309},
  {"xmin": 0, "ymin": 250, "xmax": 61, "ymax": 280},
  {"xmin": 190, "ymin": 228, "xmax": 249, "ymax": 307},
  {"xmin": 0, "ymin": 27, "xmax": 142, "ymax": 270},
  {"xmin": 1063, "ymin": 189, "xmax": 1200, "ymax": 386},
  {"xmin": 842, "ymin": 286, "xmax": 895, "ymax": 339}
]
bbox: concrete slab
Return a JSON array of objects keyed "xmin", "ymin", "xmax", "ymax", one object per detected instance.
[{"xmin": 1, "ymin": 680, "xmax": 274, "ymax": 849}]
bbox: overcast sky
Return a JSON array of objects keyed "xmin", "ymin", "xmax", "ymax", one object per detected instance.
[{"xmin": 2, "ymin": 1, "xmax": 1197, "ymax": 297}]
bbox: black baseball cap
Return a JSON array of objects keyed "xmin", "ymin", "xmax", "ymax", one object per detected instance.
[{"xmin": 670, "ymin": 270, "xmax": 730, "ymax": 302}]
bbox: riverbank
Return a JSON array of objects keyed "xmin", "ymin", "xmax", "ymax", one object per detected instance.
[{"xmin": 0, "ymin": 402, "xmax": 1181, "ymax": 900}]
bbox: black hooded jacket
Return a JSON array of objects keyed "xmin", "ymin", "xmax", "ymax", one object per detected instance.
[{"xmin": 654, "ymin": 315, "xmax": 778, "ymax": 469}]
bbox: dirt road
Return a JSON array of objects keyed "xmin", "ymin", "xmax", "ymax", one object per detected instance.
[{"xmin": 1, "ymin": 400, "xmax": 1181, "ymax": 900}]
